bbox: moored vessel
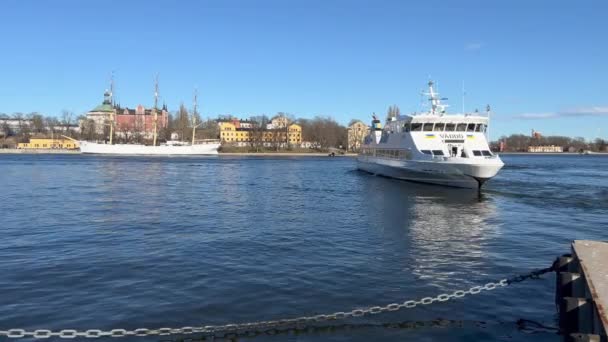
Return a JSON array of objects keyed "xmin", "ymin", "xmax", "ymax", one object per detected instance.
[
  {"xmin": 79, "ymin": 77, "xmax": 220, "ymax": 156},
  {"xmin": 357, "ymin": 81, "xmax": 504, "ymax": 189}
]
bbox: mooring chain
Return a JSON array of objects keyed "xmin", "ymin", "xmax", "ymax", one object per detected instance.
[{"xmin": 0, "ymin": 266, "xmax": 554, "ymax": 339}]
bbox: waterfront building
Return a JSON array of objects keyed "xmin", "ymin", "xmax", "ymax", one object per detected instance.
[
  {"xmin": 347, "ymin": 120, "xmax": 370, "ymax": 152},
  {"xmin": 85, "ymin": 90, "xmax": 169, "ymax": 137},
  {"xmin": 0, "ymin": 118, "xmax": 79, "ymax": 136},
  {"xmin": 218, "ymin": 118, "xmax": 302, "ymax": 146},
  {"xmin": 266, "ymin": 115, "xmax": 289, "ymax": 130},
  {"xmin": 0, "ymin": 119, "xmax": 31, "ymax": 136},
  {"xmin": 527, "ymin": 145, "xmax": 563, "ymax": 153},
  {"xmin": 17, "ymin": 137, "xmax": 79, "ymax": 149}
]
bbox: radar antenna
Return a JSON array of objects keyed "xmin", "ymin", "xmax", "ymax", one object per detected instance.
[{"xmin": 424, "ymin": 80, "xmax": 449, "ymax": 115}]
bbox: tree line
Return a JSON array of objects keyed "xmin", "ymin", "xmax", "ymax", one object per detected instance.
[
  {"xmin": 1, "ymin": 110, "xmax": 350, "ymax": 151},
  {"xmin": 492, "ymin": 134, "xmax": 608, "ymax": 152}
]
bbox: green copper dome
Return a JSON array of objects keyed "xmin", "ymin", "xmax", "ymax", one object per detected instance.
[
  {"xmin": 91, "ymin": 103, "xmax": 114, "ymax": 112},
  {"xmin": 90, "ymin": 90, "xmax": 114, "ymax": 112}
]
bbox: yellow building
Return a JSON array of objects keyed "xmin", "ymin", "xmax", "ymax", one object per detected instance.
[
  {"xmin": 347, "ymin": 120, "xmax": 370, "ymax": 152},
  {"xmin": 527, "ymin": 145, "xmax": 563, "ymax": 153},
  {"xmin": 18, "ymin": 138, "xmax": 80, "ymax": 150},
  {"xmin": 218, "ymin": 119, "xmax": 302, "ymax": 146}
]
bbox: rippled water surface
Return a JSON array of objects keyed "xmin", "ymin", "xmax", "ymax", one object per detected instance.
[{"xmin": 1, "ymin": 154, "xmax": 607, "ymax": 341}]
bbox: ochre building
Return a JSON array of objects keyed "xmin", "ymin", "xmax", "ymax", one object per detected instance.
[
  {"xmin": 347, "ymin": 120, "xmax": 370, "ymax": 152},
  {"xmin": 18, "ymin": 138, "xmax": 80, "ymax": 149},
  {"xmin": 218, "ymin": 118, "xmax": 302, "ymax": 146}
]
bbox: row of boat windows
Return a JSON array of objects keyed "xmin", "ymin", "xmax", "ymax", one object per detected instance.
[
  {"xmin": 362, "ymin": 148, "xmax": 493, "ymax": 158},
  {"xmin": 361, "ymin": 148, "xmax": 412, "ymax": 159},
  {"xmin": 405, "ymin": 123, "xmax": 487, "ymax": 132},
  {"xmin": 420, "ymin": 150, "xmax": 493, "ymax": 157}
]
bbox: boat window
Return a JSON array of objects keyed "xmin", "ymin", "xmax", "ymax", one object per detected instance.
[
  {"xmin": 474, "ymin": 124, "xmax": 482, "ymax": 132},
  {"xmin": 482, "ymin": 150, "xmax": 493, "ymax": 156},
  {"xmin": 456, "ymin": 123, "xmax": 467, "ymax": 131},
  {"xmin": 423, "ymin": 123, "xmax": 434, "ymax": 131},
  {"xmin": 421, "ymin": 150, "xmax": 432, "ymax": 155},
  {"xmin": 411, "ymin": 123, "xmax": 423, "ymax": 131},
  {"xmin": 399, "ymin": 150, "xmax": 411, "ymax": 160},
  {"xmin": 445, "ymin": 123, "xmax": 456, "ymax": 131},
  {"xmin": 467, "ymin": 123, "xmax": 475, "ymax": 132},
  {"xmin": 432, "ymin": 150, "xmax": 444, "ymax": 156},
  {"xmin": 473, "ymin": 150, "xmax": 482, "ymax": 156},
  {"xmin": 433, "ymin": 123, "xmax": 445, "ymax": 131},
  {"xmin": 478, "ymin": 124, "xmax": 486, "ymax": 133},
  {"xmin": 404, "ymin": 123, "xmax": 410, "ymax": 132}
]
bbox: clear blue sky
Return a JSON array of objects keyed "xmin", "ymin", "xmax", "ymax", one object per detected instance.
[{"xmin": 0, "ymin": 0, "xmax": 606, "ymax": 140}]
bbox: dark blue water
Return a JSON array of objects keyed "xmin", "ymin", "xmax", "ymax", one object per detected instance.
[{"xmin": 1, "ymin": 154, "xmax": 607, "ymax": 341}]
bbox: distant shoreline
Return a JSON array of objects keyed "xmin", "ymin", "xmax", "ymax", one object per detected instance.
[
  {"xmin": 0, "ymin": 149, "xmax": 79, "ymax": 154},
  {"xmin": 498, "ymin": 152, "xmax": 608, "ymax": 156},
  {"xmin": 0, "ymin": 149, "xmax": 356, "ymax": 157},
  {"xmin": 2, "ymin": 149, "xmax": 606, "ymax": 157},
  {"xmin": 220, "ymin": 152, "xmax": 357, "ymax": 157}
]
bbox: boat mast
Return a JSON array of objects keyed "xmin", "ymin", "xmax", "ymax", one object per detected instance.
[
  {"xmin": 486, "ymin": 104, "xmax": 491, "ymax": 142},
  {"xmin": 153, "ymin": 75, "xmax": 159, "ymax": 146},
  {"xmin": 426, "ymin": 81, "xmax": 448, "ymax": 115},
  {"xmin": 109, "ymin": 73, "xmax": 115, "ymax": 145},
  {"xmin": 192, "ymin": 88, "xmax": 198, "ymax": 145}
]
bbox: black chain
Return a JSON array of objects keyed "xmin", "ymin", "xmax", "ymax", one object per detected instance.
[{"xmin": 506, "ymin": 265, "xmax": 555, "ymax": 284}]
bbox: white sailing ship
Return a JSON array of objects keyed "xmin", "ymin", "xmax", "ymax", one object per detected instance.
[
  {"xmin": 78, "ymin": 140, "xmax": 220, "ymax": 155},
  {"xmin": 79, "ymin": 77, "xmax": 220, "ymax": 156},
  {"xmin": 357, "ymin": 81, "xmax": 504, "ymax": 189}
]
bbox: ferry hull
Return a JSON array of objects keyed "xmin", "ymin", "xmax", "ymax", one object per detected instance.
[
  {"xmin": 79, "ymin": 141, "xmax": 220, "ymax": 155},
  {"xmin": 356, "ymin": 157, "xmax": 503, "ymax": 189}
]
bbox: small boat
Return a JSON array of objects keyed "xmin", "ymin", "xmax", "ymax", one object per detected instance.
[{"xmin": 357, "ymin": 81, "xmax": 504, "ymax": 189}]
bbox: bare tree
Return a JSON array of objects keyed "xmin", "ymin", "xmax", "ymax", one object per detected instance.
[
  {"xmin": 29, "ymin": 113, "xmax": 45, "ymax": 134},
  {"xmin": 249, "ymin": 115, "xmax": 269, "ymax": 151},
  {"xmin": 80, "ymin": 118, "xmax": 97, "ymax": 141},
  {"xmin": 61, "ymin": 110, "xmax": 74, "ymax": 136},
  {"xmin": 173, "ymin": 104, "xmax": 191, "ymax": 142},
  {"xmin": 386, "ymin": 105, "xmax": 401, "ymax": 121}
]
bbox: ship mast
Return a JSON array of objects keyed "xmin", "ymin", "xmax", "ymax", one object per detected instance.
[
  {"xmin": 152, "ymin": 75, "xmax": 159, "ymax": 146},
  {"xmin": 109, "ymin": 73, "xmax": 115, "ymax": 145},
  {"xmin": 426, "ymin": 81, "xmax": 448, "ymax": 115},
  {"xmin": 191, "ymin": 88, "xmax": 198, "ymax": 145}
]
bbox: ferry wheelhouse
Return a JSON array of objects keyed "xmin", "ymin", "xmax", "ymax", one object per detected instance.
[{"xmin": 357, "ymin": 81, "xmax": 504, "ymax": 189}]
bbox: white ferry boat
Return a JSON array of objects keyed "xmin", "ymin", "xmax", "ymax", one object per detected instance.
[{"xmin": 357, "ymin": 81, "xmax": 504, "ymax": 189}]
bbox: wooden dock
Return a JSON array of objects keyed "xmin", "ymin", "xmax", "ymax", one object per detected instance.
[{"xmin": 555, "ymin": 240, "xmax": 608, "ymax": 341}]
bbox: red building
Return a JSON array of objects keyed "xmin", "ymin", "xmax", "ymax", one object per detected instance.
[
  {"xmin": 114, "ymin": 104, "xmax": 169, "ymax": 137},
  {"xmin": 86, "ymin": 90, "xmax": 169, "ymax": 137}
]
